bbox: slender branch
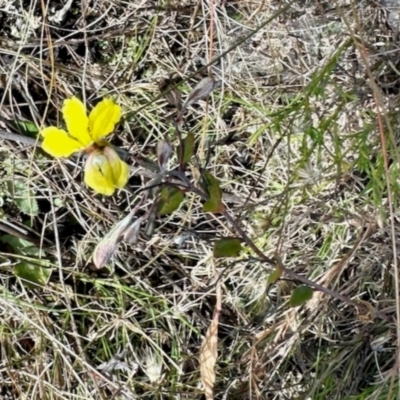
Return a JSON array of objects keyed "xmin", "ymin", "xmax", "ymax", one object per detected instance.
[{"xmin": 0, "ymin": 130, "xmax": 41, "ymax": 147}]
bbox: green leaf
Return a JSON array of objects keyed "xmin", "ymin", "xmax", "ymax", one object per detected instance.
[
  {"xmin": 14, "ymin": 261, "xmax": 52, "ymax": 287},
  {"xmin": 289, "ymin": 285, "xmax": 313, "ymax": 307},
  {"xmin": 9, "ymin": 119, "xmax": 39, "ymax": 138},
  {"xmin": 213, "ymin": 238, "xmax": 242, "ymax": 258},
  {"xmin": 202, "ymin": 171, "xmax": 225, "ymax": 213},
  {"xmin": 156, "ymin": 187, "xmax": 185, "ymax": 215},
  {"xmin": 178, "ymin": 132, "xmax": 195, "ymax": 164},
  {"xmin": 0, "ymin": 235, "xmax": 42, "ymax": 256},
  {"xmin": 267, "ymin": 266, "xmax": 282, "ymax": 285},
  {"xmin": 7, "ymin": 180, "xmax": 39, "ymax": 216}
]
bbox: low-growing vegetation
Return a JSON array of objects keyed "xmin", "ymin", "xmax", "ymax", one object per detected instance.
[{"xmin": 1, "ymin": 1, "xmax": 400, "ymax": 399}]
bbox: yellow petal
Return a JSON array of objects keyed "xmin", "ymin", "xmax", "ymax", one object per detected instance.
[
  {"xmin": 88, "ymin": 98, "xmax": 121, "ymax": 142},
  {"xmin": 103, "ymin": 146, "xmax": 129, "ymax": 188},
  {"xmin": 41, "ymin": 127, "xmax": 84, "ymax": 157},
  {"xmin": 84, "ymin": 151, "xmax": 116, "ymax": 196},
  {"xmin": 115, "ymin": 159, "xmax": 129, "ymax": 188},
  {"xmin": 62, "ymin": 97, "xmax": 92, "ymax": 146}
]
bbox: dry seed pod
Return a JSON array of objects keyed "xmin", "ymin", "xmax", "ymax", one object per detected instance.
[
  {"xmin": 157, "ymin": 139, "xmax": 173, "ymax": 171},
  {"xmin": 181, "ymin": 77, "xmax": 221, "ymax": 114},
  {"xmin": 123, "ymin": 217, "xmax": 144, "ymax": 245},
  {"xmin": 92, "ymin": 211, "xmax": 135, "ymax": 269},
  {"xmin": 164, "ymin": 88, "xmax": 182, "ymax": 110}
]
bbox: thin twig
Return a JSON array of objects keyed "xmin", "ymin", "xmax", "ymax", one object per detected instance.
[{"xmin": 0, "ymin": 130, "xmax": 41, "ymax": 147}]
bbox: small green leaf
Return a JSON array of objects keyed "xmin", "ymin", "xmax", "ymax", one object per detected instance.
[
  {"xmin": 213, "ymin": 238, "xmax": 242, "ymax": 258},
  {"xmin": 178, "ymin": 132, "xmax": 195, "ymax": 164},
  {"xmin": 289, "ymin": 285, "xmax": 313, "ymax": 307},
  {"xmin": 14, "ymin": 261, "xmax": 52, "ymax": 287},
  {"xmin": 156, "ymin": 187, "xmax": 185, "ymax": 215},
  {"xmin": 0, "ymin": 235, "xmax": 42, "ymax": 256},
  {"xmin": 202, "ymin": 171, "xmax": 225, "ymax": 213},
  {"xmin": 10, "ymin": 119, "xmax": 39, "ymax": 138},
  {"xmin": 267, "ymin": 267, "xmax": 282, "ymax": 285},
  {"xmin": 7, "ymin": 180, "xmax": 39, "ymax": 216}
]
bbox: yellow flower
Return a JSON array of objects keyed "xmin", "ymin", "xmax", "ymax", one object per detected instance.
[
  {"xmin": 85, "ymin": 147, "xmax": 129, "ymax": 196},
  {"xmin": 40, "ymin": 97, "xmax": 129, "ymax": 196}
]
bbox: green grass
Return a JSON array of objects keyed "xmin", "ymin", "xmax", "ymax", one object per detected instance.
[{"xmin": 1, "ymin": 1, "xmax": 400, "ymax": 399}]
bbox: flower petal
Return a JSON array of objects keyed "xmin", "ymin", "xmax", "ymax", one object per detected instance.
[
  {"xmin": 84, "ymin": 151, "xmax": 116, "ymax": 196},
  {"xmin": 62, "ymin": 97, "xmax": 92, "ymax": 146},
  {"xmin": 88, "ymin": 98, "xmax": 121, "ymax": 142},
  {"xmin": 103, "ymin": 146, "xmax": 129, "ymax": 188},
  {"xmin": 115, "ymin": 160, "xmax": 129, "ymax": 188},
  {"xmin": 41, "ymin": 127, "xmax": 84, "ymax": 157}
]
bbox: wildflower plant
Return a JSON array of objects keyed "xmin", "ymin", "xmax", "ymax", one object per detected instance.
[
  {"xmin": 93, "ymin": 77, "xmax": 245, "ymax": 269},
  {"xmin": 40, "ymin": 97, "xmax": 129, "ymax": 196}
]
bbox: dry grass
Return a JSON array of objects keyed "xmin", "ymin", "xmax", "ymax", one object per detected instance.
[{"xmin": 1, "ymin": 0, "xmax": 400, "ymax": 399}]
